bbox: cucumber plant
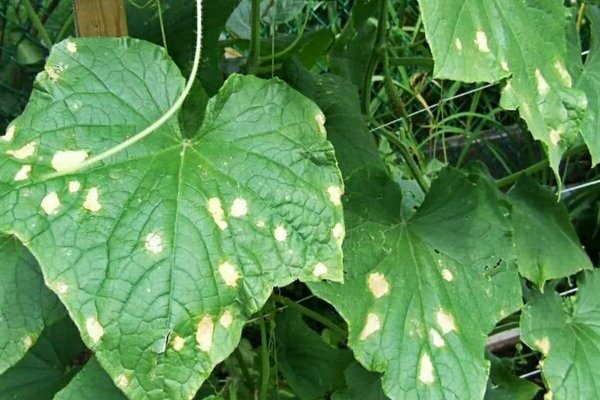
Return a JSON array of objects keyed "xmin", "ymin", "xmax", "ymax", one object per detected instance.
[{"xmin": 1, "ymin": 0, "xmax": 599, "ymax": 399}]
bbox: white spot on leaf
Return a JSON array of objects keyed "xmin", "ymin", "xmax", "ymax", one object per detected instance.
[
  {"xmin": 145, "ymin": 232, "xmax": 163, "ymax": 255},
  {"xmin": 230, "ymin": 197, "xmax": 248, "ymax": 218},
  {"xmin": 3, "ymin": 125, "xmax": 15, "ymax": 142},
  {"xmin": 22, "ymin": 336, "xmax": 33, "ymax": 349},
  {"xmin": 549, "ymin": 129, "xmax": 561, "ymax": 145},
  {"xmin": 256, "ymin": 220, "xmax": 265, "ymax": 228},
  {"xmin": 14, "ymin": 165, "xmax": 31, "ymax": 181},
  {"xmin": 436, "ymin": 309, "xmax": 457, "ymax": 334},
  {"xmin": 359, "ymin": 313, "xmax": 381, "ymax": 340},
  {"xmin": 475, "ymin": 31, "xmax": 490, "ymax": 52},
  {"xmin": 274, "ymin": 226, "xmax": 288, "ymax": 242},
  {"xmin": 315, "ymin": 112, "xmax": 326, "ymax": 135},
  {"xmin": 544, "ymin": 390, "xmax": 553, "ymax": 400},
  {"xmin": 313, "ymin": 262, "xmax": 328, "ymax": 277},
  {"xmin": 535, "ymin": 69, "xmax": 549, "ymax": 95},
  {"xmin": 535, "ymin": 336, "xmax": 550, "ymax": 356},
  {"xmin": 51, "ymin": 150, "xmax": 88, "ymax": 172},
  {"xmin": 441, "ymin": 269, "xmax": 454, "ymax": 282},
  {"xmin": 207, "ymin": 197, "xmax": 228, "ymax": 230},
  {"xmin": 66, "ymin": 41, "xmax": 77, "ymax": 53},
  {"xmin": 7, "ymin": 142, "xmax": 36, "ymax": 159},
  {"xmin": 172, "ymin": 336, "xmax": 185, "ymax": 352},
  {"xmin": 455, "ymin": 38, "xmax": 463, "ymax": 50},
  {"xmin": 500, "ymin": 61, "xmax": 509, "ymax": 71},
  {"xmin": 45, "ymin": 63, "xmax": 65, "ymax": 82},
  {"xmin": 68, "ymin": 180, "xmax": 81, "ymax": 193},
  {"xmin": 116, "ymin": 374, "xmax": 129, "ymax": 389},
  {"xmin": 418, "ymin": 352, "xmax": 435, "ymax": 384},
  {"xmin": 430, "ymin": 329, "xmax": 445, "ymax": 348},
  {"xmin": 83, "ymin": 187, "xmax": 102, "ymax": 212},
  {"xmin": 368, "ymin": 272, "xmax": 390, "ymax": 298},
  {"xmin": 41, "ymin": 192, "xmax": 61, "ymax": 215},
  {"xmin": 218, "ymin": 261, "xmax": 239, "ymax": 287},
  {"xmin": 219, "ymin": 310, "xmax": 234, "ymax": 328},
  {"xmin": 55, "ymin": 281, "xmax": 68, "ymax": 295},
  {"xmin": 553, "ymin": 60, "xmax": 572, "ymax": 87},
  {"xmin": 86, "ymin": 317, "xmax": 104, "ymax": 343},
  {"xmin": 332, "ymin": 223, "xmax": 345, "ymax": 241},
  {"xmin": 196, "ymin": 315, "xmax": 214, "ymax": 352},
  {"xmin": 327, "ymin": 185, "xmax": 343, "ymax": 206}
]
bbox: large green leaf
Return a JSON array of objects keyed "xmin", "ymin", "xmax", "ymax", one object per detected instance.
[
  {"xmin": 507, "ymin": 178, "xmax": 592, "ymax": 287},
  {"xmin": 285, "ymin": 66, "xmax": 522, "ymax": 399},
  {"xmin": 0, "ymin": 316, "xmax": 85, "ymax": 400},
  {"xmin": 54, "ymin": 357, "xmax": 127, "ymax": 400},
  {"xmin": 521, "ymin": 271, "xmax": 600, "ymax": 400},
  {"xmin": 417, "ymin": 0, "xmax": 587, "ymax": 176},
  {"xmin": 0, "ymin": 38, "xmax": 343, "ymax": 400},
  {"xmin": 275, "ymin": 309, "xmax": 353, "ymax": 399},
  {"xmin": 570, "ymin": 6, "xmax": 600, "ymax": 165},
  {"xmin": 310, "ymin": 169, "xmax": 522, "ymax": 400},
  {"xmin": 0, "ymin": 234, "xmax": 64, "ymax": 374}
]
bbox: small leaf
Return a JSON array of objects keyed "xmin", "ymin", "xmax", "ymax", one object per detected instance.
[
  {"xmin": 484, "ymin": 353, "xmax": 540, "ymax": 400},
  {"xmin": 275, "ymin": 309, "xmax": 353, "ymax": 399},
  {"xmin": 329, "ymin": 0, "xmax": 381, "ymax": 91},
  {"xmin": 0, "ymin": 38, "xmax": 343, "ymax": 400},
  {"xmin": 507, "ymin": 178, "xmax": 592, "ymax": 287},
  {"xmin": 332, "ymin": 363, "xmax": 389, "ymax": 400},
  {"xmin": 521, "ymin": 270, "xmax": 600, "ymax": 399},
  {"xmin": 0, "ymin": 234, "xmax": 64, "ymax": 374},
  {"xmin": 54, "ymin": 357, "xmax": 127, "ymax": 400},
  {"xmin": 0, "ymin": 316, "xmax": 86, "ymax": 400},
  {"xmin": 417, "ymin": 0, "xmax": 587, "ymax": 177}
]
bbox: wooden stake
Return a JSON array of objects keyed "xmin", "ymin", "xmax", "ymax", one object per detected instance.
[{"xmin": 73, "ymin": 0, "xmax": 128, "ymax": 37}]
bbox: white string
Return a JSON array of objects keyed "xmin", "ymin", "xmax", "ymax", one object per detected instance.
[
  {"xmin": 560, "ymin": 178, "xmax": 600, "ymax": 195},
  {"xmin": 371, "ymin": 50, "xmax": 591, "ymax": 133}
]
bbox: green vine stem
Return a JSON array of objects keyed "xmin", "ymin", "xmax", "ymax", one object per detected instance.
[
  {"xmin": 258, "ymin": 311, "xmax": 270, "ymax": 400},
  {"xmin": 495, "ymin": 144, "xmax": 587, "ymax": 189},
  {"xmin": 260, "ymin": 8, "xmax": 310, "ymax": 62},
  {"xmin": 271, "ymin": 294, "xmax": 347, "ymax": 337},
  {"xmin": 378, "ymin": 128, "xmax": 430, "ymax": 193},
  {"xmin": 361, "ymin": 0, "xmax": 388, "ymax": 114},
  {"xmin": 22, "ymin": 0, "xmax": 53, "ymax": 49},
  {"xmin": 248, "ymin": 0, "xmax": 262, "ymax": 74}
]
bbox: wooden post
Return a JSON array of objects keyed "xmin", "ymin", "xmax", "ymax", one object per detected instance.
[{"xmin": 73, "ymin": 0, "xmax": 128, "ymax": 37}]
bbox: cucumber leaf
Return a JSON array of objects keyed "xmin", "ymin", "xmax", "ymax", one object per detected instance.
[{"xmin": 0, "ymin": 38, "xmax": 343, "ymax": 400}]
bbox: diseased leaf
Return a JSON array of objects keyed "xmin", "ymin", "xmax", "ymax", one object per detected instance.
[
  {"xmin": 282, "ymin": 62, "xmax": 386, "ymax": 175},
  {"xmin": 0, "ymin": 234, "xmax": 64, "ymax": 374},
  {"xmin": 0, "ymin": 316, "xmax": 85, "ymax": 400},
  {"xmin": 507, "ymin": 178, "xmax": 592, "ymax": 287},
  {"xmin": 0, "ymin": 38, "xmax": 343, "ymax": 400},
  {"xmin": 275, "ymin": 309, "xmax": 353, "ymax": 399},
  {"xmin": 309, "ymin": 168, "xmax": 522, "ymax": 400},
  {"xmin": 286, "ymin": 67, "xmax": 522, "ymax": 399},
  {"xmin": 521, "ymin": 271, "xmax": 600, "ymax": 400},
  {"xmin": 54, "ymin": 357, "xmax": 127, "ymax": 400},
  {"xmin": 226, "ymin": 0, "xmax": 307, "ymax": 40},
  {"xmin": 332, "ymin": 363, "xmax": 389, "ymax": 400},
  {"xmin": 417, "ymin": 0, "xmax": 587, "ymax": 177},
  {"xmin": 570, "ymin": 6, "xmax": 600, "ymax": 165}
]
